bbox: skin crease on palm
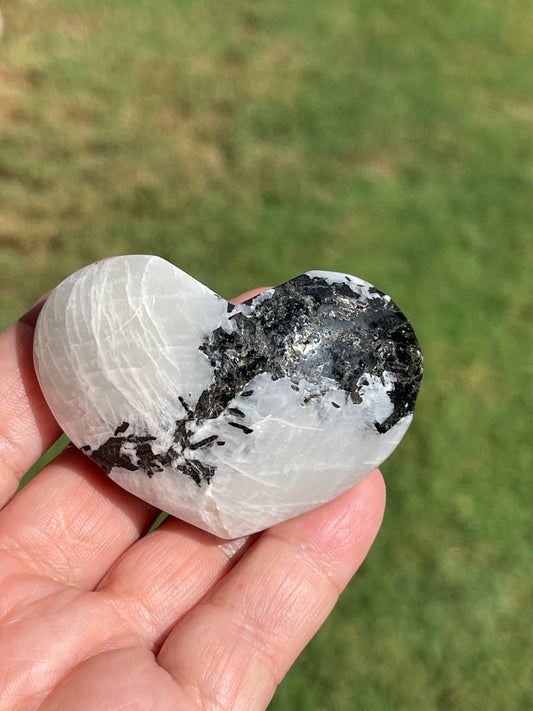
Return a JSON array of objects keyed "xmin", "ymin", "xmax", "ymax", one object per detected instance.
[{"xmin": 0, "ymin": 286, "xmax": 386, "ymax": 711}]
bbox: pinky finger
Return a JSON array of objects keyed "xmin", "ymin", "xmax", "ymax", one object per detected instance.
[{"xmin": 0, "ymin": 298, "xmax": 62, "ymax": 505}]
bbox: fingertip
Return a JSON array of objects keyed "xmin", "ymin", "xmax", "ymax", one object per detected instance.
[
  {"xmin": 266, "ymin": 469, "xmax": 387, "ymax": 577},
  {"xmin": 18, "ymin": 293, "xmax": 51, "ymax": 329},
  {"xmin": 230, "ymin": 287, "xmax": 274, "ymax": 305},
  {"xmin": 360, "ymin": 468, "xmax": 387, "ymax": 528}
]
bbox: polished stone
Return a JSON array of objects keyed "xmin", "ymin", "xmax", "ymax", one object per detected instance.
[{"xmin": 34, "ymin": 256, "xmax": 423, "ymax": 538}]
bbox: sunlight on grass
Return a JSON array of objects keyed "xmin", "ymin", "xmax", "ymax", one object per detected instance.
[{"xmin": 1, "ymin": 1, "xmax": 532, "ymax": 709}]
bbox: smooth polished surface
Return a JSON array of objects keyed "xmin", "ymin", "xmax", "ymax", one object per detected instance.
[{"xmin": 34, "ymin": 256, "xmax": 423, "ymax": 538}]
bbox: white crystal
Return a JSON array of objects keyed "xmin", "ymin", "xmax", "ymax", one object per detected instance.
[{"xmin": 33, "ymin": 255, "xmax": 422, "ymax": 538}]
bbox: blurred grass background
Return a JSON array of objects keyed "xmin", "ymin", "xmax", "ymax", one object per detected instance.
[{"xmin": 1, "ymin": 0, "xmax": 532, "ymax": 708}]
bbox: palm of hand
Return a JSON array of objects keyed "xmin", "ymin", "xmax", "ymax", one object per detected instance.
[{"xmin": 0, "ymin": 295, "xmax": 385, "ymax": 711}]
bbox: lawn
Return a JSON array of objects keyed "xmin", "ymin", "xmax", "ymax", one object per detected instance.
[{"xmin": 1, "ymin": 1, "xmax": 532, "ymax": 708}]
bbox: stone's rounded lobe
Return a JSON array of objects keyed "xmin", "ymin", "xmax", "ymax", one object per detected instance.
[{"xmin": 33, "ymin": 255, "xmax": 423, "ymax": 538}]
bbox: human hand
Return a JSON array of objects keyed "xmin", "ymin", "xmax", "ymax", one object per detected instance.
[{"xmin": 0, "ymin": 290, "xmax": 386, "ymax": 711}]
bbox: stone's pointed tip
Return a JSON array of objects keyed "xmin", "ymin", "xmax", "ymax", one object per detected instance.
[{"xmin": 34, "ymin": 256, "xmax": 422, "ymax": 537}]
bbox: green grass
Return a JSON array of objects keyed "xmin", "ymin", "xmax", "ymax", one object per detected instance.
[{"xmin": 1, "ymin": 1, "xmax": 532, "ymax": 708}]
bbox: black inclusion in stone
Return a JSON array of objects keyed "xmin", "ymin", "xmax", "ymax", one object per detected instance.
[
  {"xmin": 114, "ymin": 421, "xmax": 129, "ymax": 436},
  {"xmin": 85, "ymin": 420, "xmax": 216, "ymax": 486},
  {"xmin": 199, "ymin": 274, "xmax": 423, "ymax": 434}
]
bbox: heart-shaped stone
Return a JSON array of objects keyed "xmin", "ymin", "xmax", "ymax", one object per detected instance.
[{"xmin": 33, "ymin": 255, "xmax": 423, "ymax": 538}]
